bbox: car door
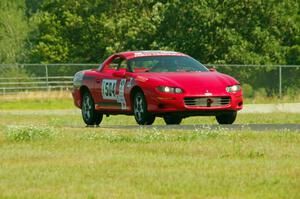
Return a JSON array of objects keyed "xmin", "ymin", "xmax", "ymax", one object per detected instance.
[{"xmin": 94, "ymin": 56, "xmax": 129, "ymax": 111}]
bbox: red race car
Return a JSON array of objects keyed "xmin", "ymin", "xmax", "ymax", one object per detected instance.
[{"xmin": 72, "ymin": 51, "xmax": 243, "ymax": 125}]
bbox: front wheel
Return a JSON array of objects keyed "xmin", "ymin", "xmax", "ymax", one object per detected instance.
[
  {"xmin": 163, "ymin": 115, "xmax": 182, "ymax": 125},
  {"xmin": 216, "ymin": 111, "xmax": 237, "ymax": 124},
  {"xmin": 82, "ymin": 92, "xmax": 103, "ymax": 126},
  {"xmin": 133, "ymin": 91, "xmax": 155, "ymax": 125}
]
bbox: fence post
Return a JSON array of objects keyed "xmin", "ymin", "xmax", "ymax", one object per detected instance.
[
  {"xmin": 45, "ymin": 64, "xmax": 49, "ymax": 91},
  {"xmin": 16, "ymin": 64, "xmax": 20, "ymax": 93},
  {"xmin": 279, "ymin": 66, "xmax": 282, "ymax": 98}
]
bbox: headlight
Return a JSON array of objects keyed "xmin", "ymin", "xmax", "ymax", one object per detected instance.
[
  {"xmin": 226, "ymin": 85, "xmax": 241, "ymax": 92},
  {"xmin": 157, "ymin": 86, "xmax": 183, "ymax": 94}
]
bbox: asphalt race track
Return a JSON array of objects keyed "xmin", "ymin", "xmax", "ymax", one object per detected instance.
[
  {"xmin": 1, "ymin": 108, "xmax": 299, "ymax": 131},
  {"xmin": 1, "ymin": 103, "xmax": 300, "ymax": 116},
  {"xmin": 93, "ymin": 124, "xmax": 300, "ymax": 131}
]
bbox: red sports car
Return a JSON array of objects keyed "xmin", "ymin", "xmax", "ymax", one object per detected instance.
[{"xmin": 72, "ymin": 51, "xmax": 243, "ymax": 125}]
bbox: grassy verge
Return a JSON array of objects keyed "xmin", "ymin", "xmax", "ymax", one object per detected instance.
[
  {"xmin": 0, "ymin": 124, "xmax": 299, "ymax": 198},
  {"xmin": 0, "ymin": 98, "xmax": 74, "ymax": 110},
  {"xmin": 0, "ymin": 91, "xmax": 299, "ymax": 110},
  {"xmin": 0, "ymin": 91, "xmax": 74, "ymax": 110},
  {"xmin": 1, "ymin": 113, "xmax": 300, "ymax": 126},
  {"xmin": 243, "ymin": 93, "xmax": 300, "ymax": 104},
  {"xmin": 0, "ymin": 93, "xmax": 299, "ymax": 198}
]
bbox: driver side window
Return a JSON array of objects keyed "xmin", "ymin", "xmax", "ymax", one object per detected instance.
[{"xmin": 108, "ymin": 57, "xmax": 127, "ymax": 71}]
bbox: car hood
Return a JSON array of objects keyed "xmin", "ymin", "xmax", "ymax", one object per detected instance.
[{"xmin": 138, "ymin": 72, "xmax": 239, "ymax": 94}]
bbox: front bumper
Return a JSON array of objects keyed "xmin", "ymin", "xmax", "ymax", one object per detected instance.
[
  {"xmin": 147, "ymin": 91, "xmax": 243, "ymax": 114},
  {"xmin": 72, "ymin": 88, "xmax": 82, "ymax": 108}
]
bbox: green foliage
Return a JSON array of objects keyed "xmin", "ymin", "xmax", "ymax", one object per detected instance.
[
  {"xmin": 5, "ymin": 125, "xmax": 56, "ymax": 141},
  {"xmin": 242, "ymin": 83, "xmax": 254, "ymax": 98},
  {"xmin": 286, "ymin": 45, "xmax": 300, "ymax": 64},
  {"xmin": 1, "ymin": 0, "xmax": 299, "ymax": 65},
  {"xmin": 0, "ymin": 0, "xmax": 29, "ymax": 63},
  {"xmin": 155, "ymin": 0, "xmax": 299, "ymax": 65},
  {"xmin": 0, "ymin": 0, "xmax": 299, "ymax": 95},
  {"xmin": 27, "ymin": 0, "xmax": 165, "ymax": 63},
  {"xmin": 255, "ymin": 88, "xmax": 268, "ymax": 98},
  {"xmin": 0, "ymin": 64, "xmax": 29, "ymax": 78}
]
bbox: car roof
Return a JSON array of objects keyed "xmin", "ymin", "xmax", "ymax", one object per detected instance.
[{"xmin": 117, "ymin": 50, "xmax": 187, "ymax": 59}]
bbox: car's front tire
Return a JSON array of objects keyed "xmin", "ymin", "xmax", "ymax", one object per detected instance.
[
  {"xmin": 82, "ymin": 91, "xmax": 103, "ymax": 126},
  {"xmin": 163, "ymin": 115, "xmax": 182, "ymax": 125},
  {"xmin": 133, "ymin": 91, "xmax": 155, "ymax": 125},
  {"xmin": 216, "ymin": 111, "xmax": 237, "ymax": 124}
]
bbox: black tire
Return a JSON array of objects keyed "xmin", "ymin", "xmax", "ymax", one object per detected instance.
[
  {"xmin": 216, "ymin": 111, "xmax": 237, "ymax": 124},
  {"xmin": 133, "ymin": 91, "xmax": 155, "ymax": 125},
  {"xmin": 163, "ymin": 115, "xmax": 182, "ymax": 125},
  {"xmin": 82, "ymin": 92, "xmax": 103, "ymax": 126},
  {"xmin": 94, "ymin": 112, "xmax": 103, "ymax": 126},
  {"xmin": 146, "ymin": 115, "xmax": 156, "ymax": 125}
]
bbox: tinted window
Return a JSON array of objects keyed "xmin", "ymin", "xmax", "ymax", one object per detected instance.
[
  {"xmin": 128, "ymin": 56, "xmax": 208, "ymax": 72},
  {"xmin": 108, "ymin": 57, "xmax": 127, "ymax": 70}
]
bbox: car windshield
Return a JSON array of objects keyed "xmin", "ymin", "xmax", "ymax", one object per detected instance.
[{"xmin": 128, "ymin": 56, "xmax": 208, "ymax": 73}]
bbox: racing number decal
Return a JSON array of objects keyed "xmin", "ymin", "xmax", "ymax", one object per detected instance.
[
  {"xmin": 117, "ymin": 79, "xmax": 127, "ymax": 109},
  {"xmin": 102, "ymin": 79, "xmax": 127, "ymax": 109},
  {"xmin": 102, "ymin": 79, "xmax": 117, "ymax": 100}
]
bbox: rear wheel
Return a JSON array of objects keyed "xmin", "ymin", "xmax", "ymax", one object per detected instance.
[
  {"xmin": 216, "ymin": 111, "xmax": 237, "ymax": 124},
  {"xmin": 82, "ymin": 92, "xmax": 103, "ymax": 126},
  {"xmin": 163, "ymin": 115, "xmax": 182, "ymax": 125},
  {"xmin": 133, "ymin": 91, "xmax": 155, "ymax": 125}
]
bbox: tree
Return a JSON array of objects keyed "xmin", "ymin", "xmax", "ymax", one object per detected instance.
[
  {"xmin": 0, "ymin": 0, "xmax": 29, "ymax": 63},
  {"xmin": 155, "ymin": 0, "xmax": 299, "ymax": 94},
  {"xmin": 28, "ymin": 0, "xmax": 165, "ymax": 63},
  {"xmin": 5, "ymin": 0, "xmax": 299, "ymax": 95}
]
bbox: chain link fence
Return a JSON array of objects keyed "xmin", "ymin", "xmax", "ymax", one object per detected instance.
[
  {"xmin": 0, "ymin": 63, "xmax": 299, "ymax": 98},
  {"xmin": 0, "ymin": 64, "xmax": 98, "ymax": 94},
  {"xmin": 206, "ymin": 64, "xmax": 300, "ymax": 99}
]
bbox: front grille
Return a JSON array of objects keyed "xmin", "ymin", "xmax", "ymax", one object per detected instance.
[{"xmin": 184, "ymin": 97, "xmax": 231, "ymax": 107}]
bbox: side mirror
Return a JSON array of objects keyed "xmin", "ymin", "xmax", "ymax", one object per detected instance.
[
  {"xmin": 209, "ymin": 68, "xmax": 217, "ymax": 72},
  {"xmin": 113, "ymin": 70, "xmax": 126, "ymax": 78}
]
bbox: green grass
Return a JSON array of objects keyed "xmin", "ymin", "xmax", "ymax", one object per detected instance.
[
  {"xmin": 0, "ymin": 113, "xmax": 299, "ymax": 198},
  {"xmin": 0, "ymin": 126, "xmax": 299, "ymax": 198},
  {"xmin": 1, "ymin": 112, "xmax": 300, "ymax": 126},
  {"xmin": 243, "ymin": 93, "xmax": 300, "ymax": 104},
  {"xmin": 0, "ymin": 91, "xmax": 299, "ymax": 110},
  {"xmin": 0, "ymin": 93, "xmax": 299, "ymax": 198},
  {"xmin": 0, "ymin": 98, "xmax": 74, "ymax": 110},
  {"xmin": 0, "ymin": 91, "xmax": 74, "ymax": 110}
]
